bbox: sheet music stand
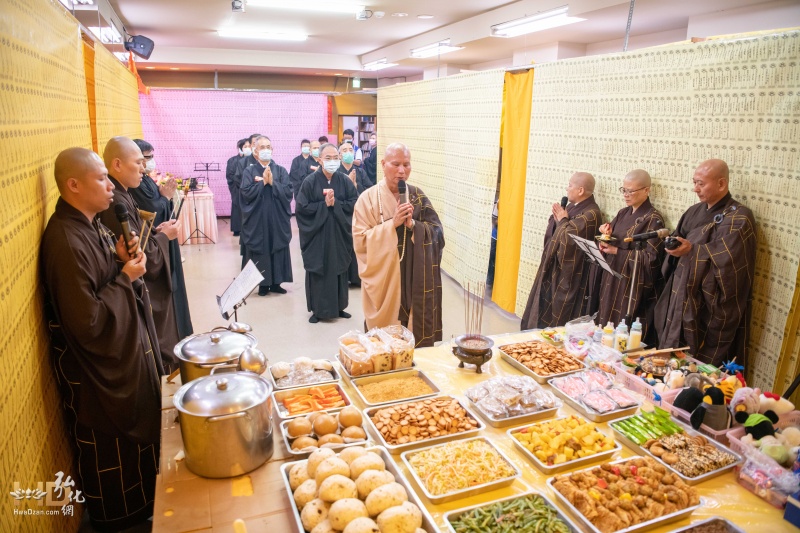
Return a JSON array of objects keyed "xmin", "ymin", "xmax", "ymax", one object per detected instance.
[
  {"xmin": 216, "ymin": 260, "xmax": 265, "ymax": 322},
  {"xmin": 193, "ymin": 162, "xmax": 220, "ymax": 188},
  {"xmin": 568, "ymin": 234, "xmax": 622, "ymax": 314}
]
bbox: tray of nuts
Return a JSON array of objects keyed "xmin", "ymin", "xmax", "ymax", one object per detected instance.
[
  {"xmin": 499, "ymin": 341, "xmax": 586, "ymax": 384},
  {"xmin": 363, "ymin": 395, "xmax": 485, "ymax": 453}
]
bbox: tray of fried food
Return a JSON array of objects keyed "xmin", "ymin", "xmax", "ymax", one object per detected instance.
[
  {"xmin": 499, "ymin": 340, "xmax": 586, "ymax": 384},
  {"xmin": 547, "ymin": 456, "xmax": 702, "ymax": 533}
]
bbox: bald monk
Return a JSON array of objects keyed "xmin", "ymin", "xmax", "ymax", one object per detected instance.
[
  {"xmin": 99, "ymin": 136, "xmax": 182, "ymax": 372},
  {"xmin": 40, "ymin": 148, "xmax": 164, "ymax": 531},
  {"xmin": 655, "ymin": 159, "xmax": 756, "ymax": 367},
  {"xmin": 353, "ymin": 143, "xmax": 445, "ymax": 347},
  {"xmin": 596, "ymin": 170, "xmax": 666, "ymax": 343},
  {"xmin": 521, "ymin": 172, "xmax": 602, "ymax": 329}
]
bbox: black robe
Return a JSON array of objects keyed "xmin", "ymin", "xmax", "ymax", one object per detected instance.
[
  {"xmin": 236, "ymin": 155, "xmax": 257, "ymax": 262},
  {"xmin": 240, "ymin": 159, "xmax": 293, "ymax": 287},
  {"xmin": 100, "ymin": 176, "xmax": 181, "ymax": 373},
  {"xmin": 289, "ymin": 153, "xmax": 315, "ymax": 200},
  {"xmin": 226, "ymin": 153, "xmax": 245, "ymax": 233},
  {"xmin": 296, "ymin": 170, "xmax": 358, "ymax": 318},
  {"xmin": 654, "ymin": 193, "xmax": 756, "ymax": 367},
  {"xmin": 596, "ymin": 198, "xmax": 665, "ymax": 344},
  {"xmin": 364, "ymin": 148, "xmax": 377, "ymax": 186},
  {"xmin": 41, "ymin": 199, "xmax": 162, "ymax": 530},
  {"xmin": 128, "ymin": 173, "xmax": 193, "ymax": 339},
  {"xmin": 521, "ymin": 195, "xmax": 602, "ymax": 329},
  {"xmin": 338, "ymin": 162, "xmax": 373, "ymax": 285}
]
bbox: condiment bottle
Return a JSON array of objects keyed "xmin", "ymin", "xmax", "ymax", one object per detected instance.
[
  {"xmin": 601, "ymin": 322, "xmax": 615, "ymax": 347},
  {"xmin": 614, "ymin": 319, "xmax": 629, "ymax": 352},
  {"xmin": 629, "ymin": 317, "xmax": 643, "ymax": 350}
]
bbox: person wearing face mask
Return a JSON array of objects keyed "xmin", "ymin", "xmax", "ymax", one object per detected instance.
[
  {"xmin": 364, "ymin": 132, "xmax": 377, "ymax": 185},
  {"xmin": 309, "ymin": 140, "xmax": 322, "ymax": 172},
  {"xmin": 352, "ymin": 143, "xmax": 445, "ymax": 347},
  {"xmin": 295, "ymin": 143, "xmax": 359, "ymax": 323},
  {"xmin": 341, "ymin": 128, "xmax": 363, "ymax": 167},
  {"xmin": 129, "ymin": 139, "xmax": 193, "ymax": 339},
  {"xmin": 289, "ymin": 139, "xmax": 314, "ymax": 201},
  {"xmin": 339, "ymin": 142, "xmax": 371, "ymax": 287},
  {"xmin": 227, "ymin": 138, "xmax": 250, "ymax": 235},
  {"xmin": 239, "ymin": 136, "xmax": 293, "ymax": 296},
  {"xmin": 98, "ymin": 137, "xmax": 182, "ymax": 373},
  {"xmin": 235, "ymin": 133, "xmax": 261, "ymax": 266}
]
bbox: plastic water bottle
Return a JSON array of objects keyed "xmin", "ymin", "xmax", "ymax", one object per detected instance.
[
  {"xmin": 601, "ymin": 321, "xmax": 615, "ymax": 347},
  {"xmin": 629, "ymin": 317, "xmax": 643, "ymax": 350},
  {"xmin": 614, "ymin": 319, "xmax": 629, "ymax": 352}
]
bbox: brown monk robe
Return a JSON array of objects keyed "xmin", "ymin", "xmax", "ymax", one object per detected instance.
[
  {"xmin": 596, "ymin": 170, "xmax": 665, "ymax": 344},
  {"xmin": 98, "ymin": 137, "xmax": 182, "ymax": 373},
  {"xmin": 353, "ymin": 143, "xmax": 445, "ymax": 347},
  {"xmin": 521, "ymin": 172, "xmax": 602, "ymax": 329},
  {"xmin": 41, "ymin": 148, "xmax": 163, "ymax": 531},
  {"xmin": 655, "ymin": 159, "xmax": 756, "ymax": 367}
]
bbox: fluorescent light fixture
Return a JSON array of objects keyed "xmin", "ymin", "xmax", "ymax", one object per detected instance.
[
  {"xmin": 410, "ymin": 39, "xmax": 463, "ymax": 59},
  {"xmin": 362, "ymin": 58, "xmax": 398, "ymax": 71},
  {"xmin": 491, "ymin": 6, "xmax": 585, "ymax": 38},
  {"xmin": 217, "ymin": 29, "xmax": 307, "ymax": 41},
  {"xmin": 352, "ymin": 77, "xmax": 361, "ymax": 88},
  {"xmin": 88, "ymin": 26, "xmax": 122, "ymax": 44},
  {"xmin": 245, "ymin": 0, "xmax": 364, "ymax": 14},
  {"xmin": 113, "ymin": 52, "xmax": 129, "ymax": 62}
]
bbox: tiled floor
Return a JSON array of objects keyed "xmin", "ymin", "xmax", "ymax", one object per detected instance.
[{"xmin": 179, "ymin": 218, "xmax": 521, "ymax": 364}]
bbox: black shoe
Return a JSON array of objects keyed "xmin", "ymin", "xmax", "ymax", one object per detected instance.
[
  {"xmin": 309, "ymin": 315, "xmax": 320, "ymax": 323},
  {"xmin": 258, "ymin": 286, "xmax": 269, "ymax": 296},
  {"xmin": 233, "ymin": 231, "xmax": 240, "ymax": 236},
  {"xmin": 339, "ymin": 311, "xmax": 351, "ymax": 319},
  {"xmin": 270, "ymin": 285, "xmax": 287, "ymax": 294},
  {"xmin": 349, "ymin": 282, "xmax": 361, "ymax": 288}
]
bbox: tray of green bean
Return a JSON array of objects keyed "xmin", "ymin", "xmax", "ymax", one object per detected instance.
[
  {"xmin": 609, "ymin": 407, "xmax": 684, "ymax": 445},
  {"xmin": 444, "ymin": 491, "xmax": 581, "ymax": 533}
]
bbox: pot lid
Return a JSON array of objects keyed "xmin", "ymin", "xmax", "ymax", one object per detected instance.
[
  {"xmin": 174, "ymin": 372, "xmax": 271, "ymax": 417},
  {"xmin": 179, "ymin": 331, "xmax": 256, "ymax": 364}
]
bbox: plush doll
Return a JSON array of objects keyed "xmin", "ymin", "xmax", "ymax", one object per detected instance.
[
  {"xmin": 730, "ymin": 387, "xmax": 761, "ymax": 419},
  {"xmin": 690, "ymin": 386, "xmax": 731, "ymax": 431},
  {"xmin": 664, "ymin": 369, "xmax": 685, "ymax": 389},
  {"xmin": 735, "ymin": 410, "xmax": 779, "ymax": 441},
  {"xmin": 673, "ymin": 386, "xmax": 705, "ymax": 414},
  {"xmin": 684, "ymin": 372, "xmax": 713, "ymax": 391},
  {"xmin": 780, "ymin": 426, "xmax": 800, "ymax": 447},
  {"xmin": 759, "ymin": 392, "xmax": 795, "ymax": 416},
  {"xmin": 716, "ymin": 373, "xmax": 744, "ymax": 404}
]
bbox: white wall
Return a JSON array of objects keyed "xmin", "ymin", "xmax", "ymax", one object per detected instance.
[
  {"xmin": 585, "ymin": 28, "xmax": 687, "ymax": 56},
  {"xmin": 687, "ymin": 0, "xmax": 800, "ymax": 38}
]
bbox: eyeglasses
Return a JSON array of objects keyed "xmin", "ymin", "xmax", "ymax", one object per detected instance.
[{"xmin": 619, "ymin": 186, "xmax": 647, "ymax": 196}]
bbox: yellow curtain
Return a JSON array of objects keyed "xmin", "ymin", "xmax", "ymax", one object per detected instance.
[
  {"xmin": 775, "ymin": 268, "xmax": 800, "ymax": 401},
  {"xmin": 82, "ymin": 39, "xmax": 98, "ymax": 152},
  {"xmin": 93, "ymin": 44, "xmax": 143, "ymax": 155},
  {"xmin": 492, "ymin": 69, "xmax": 534, "ymax": 313}
]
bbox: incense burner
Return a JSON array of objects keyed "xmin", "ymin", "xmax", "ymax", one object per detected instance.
[{"xmin": 452, "ymin": 334, "xmax": 494, "ymax": 373}]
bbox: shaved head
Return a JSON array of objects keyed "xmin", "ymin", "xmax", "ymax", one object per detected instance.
[
  {"xmin": 103, "ymin": 136, "xmax": 141, "ymax": 169},
  {"xmin": 102, "ymin": 136, "xmax": 145, "ymax": 189},
  {"xmin": 54, "ymin": 147, "xmax": 102, "ymax": 194},
  {"xmin": 384, "ymin": 142, "xmax": 410, "ymax": 158},
  {"xmin": 625, "ymin": 169, "xmax": 651, "ymax": 187},
  {"xmin": 572, "ymin": 172, "xmax": 595, "ymax": 194},
  {"xmin": 696, "ymin": 159, "xmax": 729, "ymax": 182},
  {"xmin": 693, "ymin": 159, "xmax": 730, "ymax": 207}
]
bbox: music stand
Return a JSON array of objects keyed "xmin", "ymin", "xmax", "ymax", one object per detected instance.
[
  {"xmin": 568, "ymin": 234, "xmax": 622, "ymax": 314},
  {"xmin": 193, "ymin": 162, "xmax": 220, "ymax": 188},
  {"xmin": 216, "ymin": 260, "xmax": 265, "ymax": 322}
]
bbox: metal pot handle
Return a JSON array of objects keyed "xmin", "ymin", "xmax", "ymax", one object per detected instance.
[
  {"xmin": 209, "ymin": 363, "xmax": 239, "ymax": 373},
  {"xmin": 206, "ymin": 411, "xmax": 247, "ymax": 423}
]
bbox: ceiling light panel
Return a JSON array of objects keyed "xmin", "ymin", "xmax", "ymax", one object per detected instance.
[
  {"xmin": 217, "ymin": 30, "xmax": 308, "ymax": 41},
  {"xmin": 362, "ymin": 58, "xmax": 398, "ymax": 71},
  {"xmin": 410, "ymin": 39, "xmax": 464, "ymax": 59},
  {"xmin": 491, "ymin": 5, "xmax": 585, "ymax": 38},
  {"xmin": 245, "ymin": 0, "xmax": 364, "ymax": 14}
]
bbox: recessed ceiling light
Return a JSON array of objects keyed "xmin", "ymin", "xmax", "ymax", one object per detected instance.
[
  {"xmin": 170, "ymin": 67, "xmax": 180, "ymax": 70},
  {"xmin": 392, "ymin": 12, "xmax": 408, "ymax": 17},
  {"xmin": 246, "ymin": 0, "xmax": 364, "ymax": 14},
  {"xmin": 334, "ymin": 73, "xmax": 342, "ymax": 76},
  {"xmin": 145, "ymin": 66, "xmax": 156, "ymax": 69},
  {"xmin": 218, "ymin": 29, "xmax": 308, "ymax": 41},
  {"xmin": 417, "ymin": 14, "xmax": 434, "ymax": 19}
]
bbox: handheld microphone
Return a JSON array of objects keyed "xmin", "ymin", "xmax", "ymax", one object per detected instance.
[
  {"xmin": 623, "ymin": 227, "xmax": 671, "ymax": 242},
  {"xmin": 398, "ymin": 180, "xmax": 409, "ymax": 205},
  {"xmin": 173, "ymin": 197, "xmax": 186, "ymax": 220},
  {"xmin": 114, "ymin": 203, "xmax": 138, "ymax": 258},
  {"xmin": 560, "ymin": 196, "xmax": 568, "ymax": 209}
]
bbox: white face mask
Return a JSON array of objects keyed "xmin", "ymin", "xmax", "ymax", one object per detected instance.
[
  {"xmin": 242, "ymin": 147, "xmax": 252, "ymax": 157},
  {"xmin": 259, "ymin": 149, "xmax": 272, "ymax": 162},
  {"xmin": 323, "ymin": 160, "xmax": 340, "ymax": 174},
  {"xmin": 144, "ymin": 159, "xmax": 156, "ymax": 173}
]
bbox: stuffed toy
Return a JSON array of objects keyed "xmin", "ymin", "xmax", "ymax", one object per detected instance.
[
  {"xmin": 673, "ymin": 386, "xmax": 705, "ymax": 413},
  {"xmin": 730, "ymin": 387, "xmax": 761, "ymax": 419},
  {"xmin": 758, "ymin": 435, "xmax": 791, "ymax": 465},
  {"xmin": 690, "ymin": 386, "xmax": 731, "ymax": 431},
  {"xmin": 735, "ymin": 410, "xmax": 779, "ymax": 441},
  {"xmin": 716, "ymin": 373, "xmax": 744, "ymax": 404},
  {"xmin": 664, "ymin": 369, "xmax": 685, "ymax": 389},
  {"xmin": 684, "ymin": 372, "xmax": 713, "ymax": 391},
  {"xmin": 780, "ymin": 426, "xmax": 800, "ymax": 447},
  {"xmin": 759, "ymin": 392, "xmax": 795, "ymax": 416}
]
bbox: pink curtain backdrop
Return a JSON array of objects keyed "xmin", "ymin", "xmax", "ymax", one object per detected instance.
[{"xmin": 139, "ymin": 89, "xmax": 328, "ymax": 215}]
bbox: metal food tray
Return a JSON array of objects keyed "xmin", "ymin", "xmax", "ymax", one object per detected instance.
[
  {"xmin": 499, "ymin": 346, "xmax": 587, "ymax": 384},
  {"xmin": 350, "ymin": 368, "xmax": 440, "ymax": 408},
  {"xmin": 267, "ymin": 361, "xmax": 340, "ymax": 390},
  {"xmin": 362, "ymin": 395, "xmax": 485, "ymax": 453},
  {"xmin": 467, "ymin": 396, "xmax": 560, "ymax": 428},
  {"xmin": 400, "ymin": 436, "xmax": 521, "ymax": 504},
  {"xmin": 272, "ymin": 382, "xmax": 353, "ymax": 420},
  {"xmin": 443, "ymin": 490, "xmax": 582, "ymax": 533},
  {"xmin": 334, "ymin": 353, "xmax": 417, "ymax": 381},
  {"xmin": 667, "ymin": 517, "xmax": 747, "ymax": 533},
  {"xmin": 507, "ymin": 416, "xmax": 622, "ymax": 474},
  {"xmin": 548, "ymin": 380, "xmax": 640, "ymax": 423},
  {"xmin": 610, "ymin": 415, "xmax": 742, "ymax": 485},
  {"xmin": 546, "ymin": 458, "xmax": 703, "ymax": 533},
  {"xmin": 279, "ymin": 446, "xmax": 438, "ymax": 533},
  {"xmin": 278, "ymin": 419, "xmax": 370, "ymax": 458}
]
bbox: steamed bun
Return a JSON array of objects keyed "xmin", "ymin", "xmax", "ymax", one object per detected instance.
[
  {"xmin": 349, "ymin": 453, "xmax": 385, "ymax": 480},
  {"xmin": 328, "ymin": 498, "xmax": 369, "ymax": 530},
  {"xmin": 365, "ymin": 482, "xmax": 408, "ymax": 517},
  {"xmin": 355, "ymin": 469, "xmax": 395, "ymax": 499},
  {"xmin": 318, "ymin": 474, "xmax": 357, "ymax": 502},
  {"xmin": 301, "ymin": 498, "xmax": 330, "ymax": 531},
  {"xmin": 376, "ymin": 502, "xmax": 422, "ymax": 533}
]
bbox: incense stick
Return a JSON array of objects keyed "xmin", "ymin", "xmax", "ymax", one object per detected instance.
[{"xmin": 463, "ymin": 281, "xmax": 487, "ymax": 338}]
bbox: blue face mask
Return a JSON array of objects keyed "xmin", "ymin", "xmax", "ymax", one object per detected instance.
[
  {"xmin": 301, "ymin": 146, "xmax": 310, "ymax": 155},
  {"xmin": 342, "ymin": 152, "xmax": 355, "ymax": 165},
  {"xmin": 311, "ymin": 149, "xmax": 320, "ymax": 158},
  {"xmin": 259, "ymin": 149, "xmax": 272, "ymax": 161}
]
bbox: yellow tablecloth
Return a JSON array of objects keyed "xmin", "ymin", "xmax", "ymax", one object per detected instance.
[{"xmin": 153, "ymin": 331, "xmax": 794, "ymax": 532}]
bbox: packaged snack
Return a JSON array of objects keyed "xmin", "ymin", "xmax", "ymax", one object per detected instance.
[
  {"xmin": 361, "ymin": 331, "xmax": 392, "ymax": 373},
  {"xmin": 584, "ymin": 368, "xmax": 615, "ymax": 390},
  {"xmin": 376, "ymin": 325, "xmax": 415, "ymax": 369},
  {"xmin": 605, "ymin": 387, "xmax": 638, "ymax": 408},
  {"xmin": 338, "ymin": 331, "xmax": 374, "ymax": 376},
  {"xmin": 582, "ymin": 390, "xmax": 617, "ymax": 413}
]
